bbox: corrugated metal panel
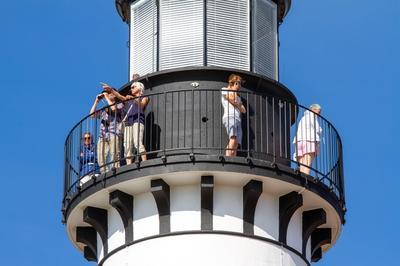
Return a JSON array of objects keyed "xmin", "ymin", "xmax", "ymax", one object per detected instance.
[
  {"xmin": 159, "ymin": 0, "xmax": 204, "ymax": 70},
  {"xmin": 252, "ymin": 0, "xmax": 278, "ymax": 80},
  {"xmin": 207, "ymin": 0, "xmax": 250, "ymax": 71},
  {"xmin": 130, "ymin": 0, "xmax": 158, "ymax": 78}
]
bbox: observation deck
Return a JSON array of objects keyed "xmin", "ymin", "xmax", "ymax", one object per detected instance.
[{"xmin": 62, "ymin": 67, "xmax": 345, "ymax": 265}]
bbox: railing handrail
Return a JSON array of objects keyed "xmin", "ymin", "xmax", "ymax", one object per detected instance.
[{"xmin": 65, "ymin": 89, "xmax": 342, "ymax": 146}]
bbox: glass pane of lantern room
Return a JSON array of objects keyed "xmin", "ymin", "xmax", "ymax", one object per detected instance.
[
  {"xmin": 252, "ymin": 0, "xmax": 278, "ymax": 80},
  {"xmin": 207, "ymin": 0, "xmax": 250, "ymax": 71},
  {"xmin": 130, "ymin": 0, "xmax": 158, "ymax": 78},
  {"xmin": 159, "ymin": 0, "xmax": 204, "ymax": 70}
]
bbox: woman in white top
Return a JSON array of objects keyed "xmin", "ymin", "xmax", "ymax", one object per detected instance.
[
  {"xmin": 221, "ymin": 74, "xmax": 246, "ymax": 156},
  {"xmin": 294, "ymin": 104, "xmax": 322, "ymax": 175}
]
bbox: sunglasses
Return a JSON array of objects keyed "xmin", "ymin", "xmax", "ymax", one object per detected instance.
[
  {"xmin": 84, "ymin": 137, "xmax": 91, "ymax": 140},
  {"xmin": 235, "ymin": 81, "xmax": 242, "ymax": 86}
]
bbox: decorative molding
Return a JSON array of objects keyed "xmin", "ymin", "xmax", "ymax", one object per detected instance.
[
  {"xmin": 76, "ymin": 226, "xmax": 97, "ymax": 262},
  {"xmin": 279, "ymin": 191, "xmax": 303, "ymax": 244},
  {"xmin": 83, "ymin": 207, "xmax": 108, "ymax": 255},
  {"xmin": 302, "ymin": 208, "xmax": 326, "ymax": 256},
  {"xmin": 64, "ymin": 151, "xmax": 345, "ymax": 226},
  {"xmin": 243, "ymin": 180, "xmax": 263, "ymax": 234},
  {"xmin": 201, "ymin": 175, "xmax": 214, "ymax": 230},
  {"xmin": 151, "ymin": 179, "xmax": 170, "ymax": 234},
  {"xmin": 109, "ymin": 190, "xmax": 134, "ymax": 243},
  {"xmin": 311, "ymin": 228, "xmax": 331, "ymax": 262}
]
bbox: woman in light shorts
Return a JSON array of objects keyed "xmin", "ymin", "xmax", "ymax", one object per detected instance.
[
  {"xmin": 104, "ymin": 82, "xmax": 149, "ymax": 164},
  {"xmin": 293, "ymin": 104, "xmax": 322, "ymax": 175},
  {"xmin": 221, "ymin": 74, "xmax": 247, "ymax": 156}
]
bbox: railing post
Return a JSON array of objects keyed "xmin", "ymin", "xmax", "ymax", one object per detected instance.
[
  {"xmin": 164, "ymin": 91, "xmax": 167, "ymax": 159},
  {"xmin": 313, "ymin": 108, "xmax": 317, "ymax": 178},
  {"xmin": 219, "ymin": 89, "xmax": 223, "ymax": 157},
  {"xmin": 272, "ymin": 97, "xmax": 276, "ymax": 163},
  {"xmin": 294, "ymin": 104, "xmax": 298, "ymax": 168},
  {"xmin": 246, "ymin": 91, "xmax": 250, "ymax": 158},
  {"xmin": 191, "ymin": 89, "xmax": 194, "ymax": 157},
  {"xmin": 279, "ymin": 99, "xmax": 282, "ymax": 159}
]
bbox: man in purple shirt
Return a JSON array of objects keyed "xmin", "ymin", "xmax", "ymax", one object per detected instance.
[
  {"xmin": 90, "ymin": 91, "xmax": 124, "ymax": 173},
  {"xmin": 103, "ymin": 82, "xmax": 149, "ymax": 164}
]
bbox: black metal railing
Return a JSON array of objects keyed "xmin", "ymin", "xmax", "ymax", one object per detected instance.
[{"xmin": 63, "ymin": 88, "xmax": 345, "ymax": 208}]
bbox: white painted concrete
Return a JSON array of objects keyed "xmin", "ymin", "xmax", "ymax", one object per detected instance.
[
  {"xmin": 133, "ymin": 192, "xmax": 159, "ymax": 240},
  {"xmin": 170, "ymin": 185, "xmax": 201, "ymax": 231},
  {"xmin": 254, "ymin": 193, "xmax": 279, "ymax": 240},
  {"xmin": 102, "ymin": 234, "xmax": 307, "ymax": 266},
  {"xmin": 287, "ymin": 209, "xmax": 302, "ymax": 254},
  {"xmin": 306, "ymin": 238, "xmax": 311, "ymax": 262},
  {"xmin": 213, "ymin": 185, "xmax": 243, "ymax": 233},
  {"xmin": 97, "ymin": 232, "xmax": 104, "ymax": 262},
  {"xmin": 108, "ymin": 207, "xmax": 125, "ymax": 252}
]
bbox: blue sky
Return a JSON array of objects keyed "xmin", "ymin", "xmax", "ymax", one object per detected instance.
[{"xmin": 0, "ymin": 0, "xmax": 398, "ymax": 265}]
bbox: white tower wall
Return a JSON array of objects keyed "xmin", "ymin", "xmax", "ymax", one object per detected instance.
[
  {"xmin": 103, "ymin": 234, "xmax": 308, "ymax": 266},
  {"xmin": 254, "ymin": 193, "xmax": 279, "ymax": 239},
  {"xmin": 133, "ymin": 192, "xmax": 160, "ymax": 240}
]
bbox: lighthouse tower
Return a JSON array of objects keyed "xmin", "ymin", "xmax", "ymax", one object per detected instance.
[{"xmin": 62, "ymin": 1, "xmax": 346, "ymax": 266}]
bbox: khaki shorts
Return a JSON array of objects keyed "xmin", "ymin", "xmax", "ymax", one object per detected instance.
[{"xmin": 124, "ymin": 123, "xmax": 146, "ymax": 158}]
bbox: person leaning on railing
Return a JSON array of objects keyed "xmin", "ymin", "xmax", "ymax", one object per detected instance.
[
  {"xmin": 293, "ymin": 104, "xmax": 322, "ymax": 175},
  {"xmin": 103, "ymin": 82, "xmax": 149, "ymax": 164},
  {"xmin": 78, "ymin": 132, "xmax": 99, "ymax": 186},
  {"xmin": 221, "ymin": 74, "xmax": 247, "ymax": 157},
  {"xmin": 90, "ymin": 89, "xmax": 124, "ymax": 173}
]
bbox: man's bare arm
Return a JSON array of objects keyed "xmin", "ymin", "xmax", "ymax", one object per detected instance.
[
  {"xmin": 138, "ymin": 97, "xmax": 149, "ymax": 109},
  {"xmin": 90, "ymin": 95, "xmax": 102, "ymax": 118},
  {"xmin": 226, "ymin": 92, "xmax": 246, "ymax": 113},
  {"xmin": 103, "ymin": 86, "xmax": 127, "ymax": 102}
]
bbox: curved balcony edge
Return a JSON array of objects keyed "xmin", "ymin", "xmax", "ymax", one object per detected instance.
[{"xmin": 62, "ymin": 154, "xmax": 345, "ymax": 225}]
